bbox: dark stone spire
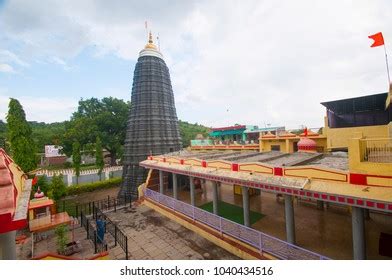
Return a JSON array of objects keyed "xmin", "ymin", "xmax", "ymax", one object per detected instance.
[{"xmin": 120, "ymin": 33, "xmax": 182, "ymax": 197}]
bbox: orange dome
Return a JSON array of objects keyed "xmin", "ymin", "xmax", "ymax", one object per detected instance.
[{"xmin": 297, "ymin": 137, "xmax": 317, "ymax": 152}]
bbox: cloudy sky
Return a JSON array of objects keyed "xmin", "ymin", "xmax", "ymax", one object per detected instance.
[{"xmin": 0, "ymin": 0, "xmax": 391, "ymax": 129}]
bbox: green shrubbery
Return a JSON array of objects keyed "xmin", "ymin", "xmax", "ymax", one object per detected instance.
[
  {"xmin": 66, "ymin": 177, "xmax": 122, "ymax": 196},
  {"xmin": 37, "ymin": 175, "xmax": 50, "ymax": 195},
  {"xmin": 35, "ymin": 175, "xmax": 122, "ymax": 199},
  {"xmin": 49, "ymin": 174, "xmax": 67, "ymax": 201},
  {"xmin": 33, "ymin": 174, "xmax": 66, "ymax": 201}
]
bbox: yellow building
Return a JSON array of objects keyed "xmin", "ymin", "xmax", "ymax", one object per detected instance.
[
  {"xmin": 259, "ymin": 130, "xmax": 327, "ymax": 153},
  {"xmin": 322, "ymin": 91, "xmax": 392, "ymax": 151},
  {"xmin": 259, "ymin": 90, "xmax": 392, "ymax": 154}
]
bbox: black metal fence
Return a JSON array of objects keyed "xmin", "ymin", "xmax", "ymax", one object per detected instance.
[
  {"xmin": 58, "ymin": 194, "xmax": 132, "ymax": 217},
  {"xmin": 62, "ymin": 194, "xmax": 131, "ymax": 259},
  {"xmin": 93, "ymin": 206, "xmax": 129, "ymax": 259},
  {"xmin": 80, "ymin": 211, "xmax": 108, "ymax": 254}
]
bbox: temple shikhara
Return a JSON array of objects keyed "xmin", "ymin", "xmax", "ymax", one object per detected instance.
[{"xmin": 121, "ymin": 32, "xmax": 182, "ymax": 198}]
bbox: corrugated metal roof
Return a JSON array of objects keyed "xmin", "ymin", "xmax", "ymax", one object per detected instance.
[{"xmin": 321, "ymin": 92, "xmax": 388, "ymax": 114}]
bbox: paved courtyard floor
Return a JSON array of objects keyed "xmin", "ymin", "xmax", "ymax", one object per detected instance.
[
  {"xmin": 17, "ymin": 223, "xmax": 96, "ymax": 260},
  {"xmin": 17, "ymin": 204, "xmax": 239, "ymax": 260},
  {"xmin": 105, "ymin": 205, "xmax": 240, "ymax": 260}
]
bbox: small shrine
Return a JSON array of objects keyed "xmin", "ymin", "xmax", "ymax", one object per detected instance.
[
  {"xmin": 297, "ymin": 128, "xmax": 318, "ymax": 153},
  {"xmin": 28, "ymin": 185, "xmax": 71, "ymax": 236}
]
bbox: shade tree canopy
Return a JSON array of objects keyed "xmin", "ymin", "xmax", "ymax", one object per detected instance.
[{"xmin": 62, "ymin": 97, "xmax": 130, "ymax": 165}]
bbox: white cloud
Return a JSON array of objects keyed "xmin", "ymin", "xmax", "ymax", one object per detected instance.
[
  {"xmin": 49, "ymin": 56, "xmax": 72, "ymax": 71},
  {"xmin": 0, "ymin": 50, "xmax": 29, "ymax": 67},
  {"xmin": 1, "ymin": 0, "xmax": 391, "ymax": 128},
  {"xmin": 0, "ymin": 63, "xmax": 15, "ymax": 73},
  {"xmin": 0, "ymin": 90, "xmax": 78, "ymax": 122}
]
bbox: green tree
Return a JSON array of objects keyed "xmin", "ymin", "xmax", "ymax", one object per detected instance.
[
  {"xmin": 178, "ymin": 120, "xmax": 210, "ymax": 148},
  {"xmin": 0, "ymin": 120, "xmax": 6, "ymax": 149},
  {"xmin": 30, "ymin": 121, "xmax": 66, "ymax": 153},
  {"xmin": 95, "ymin": 136, "xmax": 104, "ymax": 180},
  {"xmin": 6, "ymin": 98, "xmax": 37, "ymax": 172},
  {"xmin": 72, "ymin": 141, "xmax": 81, "ymax": 184},
  {"xmin": 62, "ymin": 97, "xmax": 129, "ymax": 165},
  {"xmin": 48, "ymin": 174, "xmax": 66, "ymax": 201}
]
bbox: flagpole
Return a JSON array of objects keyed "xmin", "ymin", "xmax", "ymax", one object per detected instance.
[
  {"xmin": 145, "ymin": 21, "xmax": 148, "ymax": 40},
  {"xmin": 383, "ymin": 44, "xmax": 391, "ymax": 85}
]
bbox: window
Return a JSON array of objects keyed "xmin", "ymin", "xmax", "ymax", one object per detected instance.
[{"xmin": 271, "ymin": 145, "xmax": 281, "ymax": 151}]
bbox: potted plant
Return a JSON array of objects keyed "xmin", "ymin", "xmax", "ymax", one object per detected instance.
[{"xmin": 55, "ymin": 225, "xmax": 69, "ymax": 255}]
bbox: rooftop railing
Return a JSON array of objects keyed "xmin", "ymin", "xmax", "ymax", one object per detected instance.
[
  {"xmin": 144, "ymin": 188, "xmax": 329, "ymax": 260},
  {"xmin": 362, "ymin": 138, "xmax": 392, "ymax": 163}
]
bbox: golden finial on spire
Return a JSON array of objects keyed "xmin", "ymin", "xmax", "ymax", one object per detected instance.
[{"xmin": 144, "ymin": 30, "xmax": 157, "ymax": 50}]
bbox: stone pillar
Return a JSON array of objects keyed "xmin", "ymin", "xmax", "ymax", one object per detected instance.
[
  {"xmin": 190, "ymin": 176, "xmax": 195, "ymax": 206},
  {"xmin": 217, "ymin": 182, "xmax": 221, "ymax": 200},
  {"xmin": 212, "ymin": 181, "xmax": 219, "ymax": 215},
  {"xmin": 202, "ymin": 179, "xmax": 207, "ymax": 197},
  {"xmin": 364, "ymin": 209, "xmax": 370, "ymax": 220},
  {"xmin": 159, "ymin": 170, "xmax": 164, "ymax": 194},
  {"xmin": 0, "ymin": 231, "xmax": 16, "ymax": 260},
  {"xmin": 284, "ymin": 194, "xmax": 296, "ymax": 244},
  {"xmin": 317, "ymin": 200, "xmax": 324, "ymax": 210},
  {"xmin": 173, "ymin": 173, "xmax": 178, "ymax": 200},
  {"xmin": 352, "ymin": 206, "xmax": 366, "ymax": 260},
  {"xmin": 242, "ymin": 186, "xmax": 250, "ymax": 227}
]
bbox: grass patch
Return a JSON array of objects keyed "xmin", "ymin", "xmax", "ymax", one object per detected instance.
[{"xmin": 199, "ymin": 201, "xmax": 264, "ymax": 225}]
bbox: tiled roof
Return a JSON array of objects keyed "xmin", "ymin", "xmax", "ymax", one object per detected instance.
[
  {"xmin": 0, "ymin": 150, "xmax": 15, "ymax": 217},
  {"xmin": 0, "ymin": 149, "xmax": 32, "ymax": 233}
]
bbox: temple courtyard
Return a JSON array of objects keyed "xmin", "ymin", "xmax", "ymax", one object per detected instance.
[
  {"xmin": 105, "ymin": 205, "xmax": 239, "ymax": 260},
  {"xmin": 17, "ymin": 203, "xmax": 239, "ymax": 260}
]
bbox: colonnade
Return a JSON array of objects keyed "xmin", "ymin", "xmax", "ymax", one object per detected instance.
[{"xmin": 157, "ymin": 170, "xmax": 367, "ymax": 259}]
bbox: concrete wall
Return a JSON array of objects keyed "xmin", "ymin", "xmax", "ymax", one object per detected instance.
[
  {"xmin": 45, "ymin": 175, "xmax": 68, "ymax": 184},
  {"xmin": 260, "ymin": 139, "xmax": 286, "ymax": 152},
  {"xmin": 44, "ymin": 169, "xmax": 122, "ymax": 186}
]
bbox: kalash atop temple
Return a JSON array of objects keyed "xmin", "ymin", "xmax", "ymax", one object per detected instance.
[{"xmin": 132, "ymin": 34, "xmax": 392, "ymax": 260}]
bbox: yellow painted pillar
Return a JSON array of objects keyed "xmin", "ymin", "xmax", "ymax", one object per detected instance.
[
  {"xmin": 285, "ymin": 139, "xmax": 290, "ymax": 153},
  {"xmin": 259, "ymin": 139, "xmax": 264, "ymax": 152},
  {"xmin": 348, "ymin": 138, "xmax": 363, "ymax": 172}
]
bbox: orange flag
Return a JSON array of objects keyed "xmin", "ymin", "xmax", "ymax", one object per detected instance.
[
  {"xmin": 368, "ymin": 32, "xmax": 384, "ymax": 48},
  {"xmin": 32, "ymin": 176, "xmax": 38, "ymax": 186}
]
